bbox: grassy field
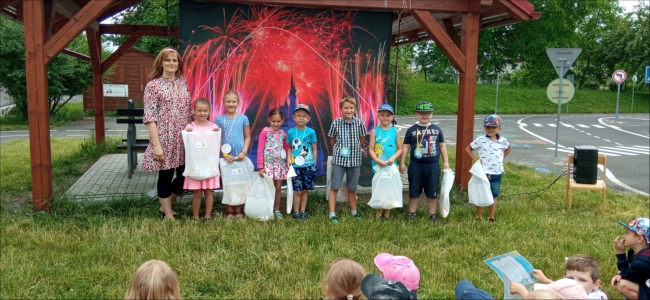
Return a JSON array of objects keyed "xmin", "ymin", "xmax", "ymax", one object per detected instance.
[
  {"xmin": 396, "ymin": 80, "xmax": 650, "ymax": 115},
  {"xmin": 0, "ymin": 103, "xmax": 89, "ymax": 131},
  {"xmin": 1, "ymin": 138, "xmax": 648, "ymax": 299}
]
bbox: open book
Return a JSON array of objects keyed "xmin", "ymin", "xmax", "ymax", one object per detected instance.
[{"xmin": 484, "ymin": 251, "xmax": 536, "ymax": 299}]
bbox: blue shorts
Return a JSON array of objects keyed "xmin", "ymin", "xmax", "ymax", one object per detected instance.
[
  {"xmin": 292, "ymin": 165, "xmax": 316, "ymax": 191},
  {"xmin": 407, "ymin": 163, "xmax": 440, "ymax": 199},
  {"xmin": 487, "ymin": 173, "xmax": 502, "ymax": 198}
]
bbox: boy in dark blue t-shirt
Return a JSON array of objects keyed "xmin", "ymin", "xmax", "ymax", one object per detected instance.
[{"xmin": 399, "ymin": 101, "xmax": 450, "ymax": 223}]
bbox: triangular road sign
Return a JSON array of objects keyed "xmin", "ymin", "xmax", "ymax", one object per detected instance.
[{"xmin": 546, "ymin": 48, "xmax": 582, "ymax": 78}]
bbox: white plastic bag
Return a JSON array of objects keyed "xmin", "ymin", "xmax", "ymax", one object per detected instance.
[
  {"xmin": 244, "ymin": 175, "xmax": 275, "ymax": 221},
  {"xmin": 220, "ymin": 157, "xmax": 254, "ymax": 206},
  {"xmin": 325, "ymin": 156, "xmax": 355, "ymax": 202},
  {"xmin": 468, "ymin": 160, "xmax": 494, "ymax": 207},
  {"xmin": 182, "ymin": 130, "xmax": 221, "ymax": 180},
  {"xmin": 286, "ymin": 166, "xmax": 296, "ymax": 214},
  {"xmin": 439, "ymin": 168, "xmax": 455, "ymax": 218},
  {"xmin": 367, "ymin": 164, "xmax": 403, "ymax": 209}
]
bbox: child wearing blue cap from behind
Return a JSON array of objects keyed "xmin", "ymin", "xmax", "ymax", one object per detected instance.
[
  {"xmin": 368, "ymin": 104, "xmax": 403, "ymax": 221},
  {"xmin": 464, "ymin": 114, "xmax": 511, "ymax": 223}
]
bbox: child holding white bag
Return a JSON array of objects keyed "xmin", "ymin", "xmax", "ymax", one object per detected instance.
[
  {"xmin": 368, "ymin": 104, "xmax": 402, "ymax": 221},
  {"xmin": 464, "ymin": 114, "xmax": 511, "ymax": 223},
  {"xmin": 257, "ymin": 108, "xmax": 290, "ymax": 219},
  {"xmin": 183, "ymin": 98, "xmax": 220, "ymax": 220}
]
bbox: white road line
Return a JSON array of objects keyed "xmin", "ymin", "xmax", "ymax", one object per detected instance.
[
  {"xmin": 605, "ymin": 146, "xmax": 649, "ymax": 155},
  {"xmin": 599, "ymin": 147, "xmax": 640, "ymax": 155},
  {"xmin": 631, "ymin": 146, "xmax": 650, "ymax": 149},
  {"xmin": 0, "ymin": 135, "xmax": 29, "ymax": 137},
  {"xmin": 67, "ymin": 135, "xmax": 87, "ymax": 137},
  {"xmin": 520, "ymin": 123, "xmax": 527, "ymax": 127},
  {"xmin": 593, "ymin": 149, "xmax": 624, "ymax": 156},
  {"xmin": 577, "ymin": 124, "xmax": 589, "ymax": 128},
  {"xmin": 533, "ymin": 123, "xmax": 542, "ymax": 127},
  {"xmin": 594, "ymin": 136, "xmax": 600, "ymax": 138},
  {"xmin": 561, "ymin": 123, "xmax": 574, "ymax": 128},
  {"xmin": 517, "ymin": 116, "xmax": 561, "ymax": 147},
  {"xmin": 66, "ymin": 130, "xmax": 90, "ymax": 132},
  {"xmin": 616, "ymin": 143, "xmax": 622, "ymax": 145},
  {"xmin": 599, "ymin": 165, "xmax": 649, "ymax": 196},
  {"xmin": 107, "ymin": 130, "xmax": 126, "ymax": 132},
  {"xmin": 598, "ymin": 117, "xmax": 650, "ymax": 139},
  {"xmin": 592, "ymin": 125, "xmax": 605, "ymax": 128},
  {"xmin": 547, "ymin": 124, "xmax": 557, "ymax": 127},
  {"xmin": 586, "ymin": 133, "xmax": 591, "ymax": 135},
  {"xmin": 603, "ymin": 139, "xmax": 610, "ymax": 142}
]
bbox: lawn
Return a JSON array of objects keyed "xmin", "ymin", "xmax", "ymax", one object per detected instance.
[
  {"xmin": 0, "ymin": 103, "xmax": 89, "ymax": 131},
  {"xmin": 396, "ymin": 80, "xmax": 650, "ymax": 115},
  {"xmin": 1, "ymin": 138, "xmax": 648, "ymax": 299}
]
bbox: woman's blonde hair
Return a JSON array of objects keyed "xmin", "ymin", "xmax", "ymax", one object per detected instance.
[
  {"xmin": 150, "ymin": 48, "xmax": 183, "ymax": 79},
  {"xmin": 322, "ymin": 258, "xmax": 365, "ymax": 300},
  {"xmin": 124, "ymin": 260, "xmax": 180, "ymax": 300},
  {"xmin": 222, "ymin": 89, "xmax": 240, "ymax": 103},
  {"xmin": 339, "ymin": 96, "xmax": 356, "ymax": 109}
]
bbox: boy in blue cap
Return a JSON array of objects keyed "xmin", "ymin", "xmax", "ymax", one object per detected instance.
[
  {"xmin": 611, "ymin": 217, "xmax": 650, "ymax": 300},
  {"xmin": 464, "ymin": 114, "xmax": 511, "ymax": 223},
  {"xmin": 399, "ymin": 101, "xmax": 449, "ymax": 223}
]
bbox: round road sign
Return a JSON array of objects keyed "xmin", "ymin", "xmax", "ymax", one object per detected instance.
[
  {"xmin": 612, "ymin": 70, "xmax": 627, "ymax": 83},
  {"xmin": 547, "ymin": 78, "xmax": 575, "ymax": 104}
]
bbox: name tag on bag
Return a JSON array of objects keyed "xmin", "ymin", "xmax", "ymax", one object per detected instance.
[
  {"xmin": 196, "ymin": 142, "xmax": 207, "ymax": 148},
  {"xmin": 232, "ymin": 168, "xmax": 243, "ymax": 175},
  {"xmin": 381, "ymin": 172, "xmax": 391, "ymax": 178}
]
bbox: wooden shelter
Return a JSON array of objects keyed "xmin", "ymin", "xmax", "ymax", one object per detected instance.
[
  {"xmin": 1, "ymin": 0, "xmax": 539, "ymax": 212},
  {"xmin": 83, "ymin": 48, "xmax": 155, "ymax": 111}
]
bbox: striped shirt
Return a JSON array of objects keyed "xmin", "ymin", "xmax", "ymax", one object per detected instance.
[{"xmin": 328, "ymin": 117, "xmax": 367, "ymax": 167}]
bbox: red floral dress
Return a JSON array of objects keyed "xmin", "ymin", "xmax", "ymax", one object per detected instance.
[{"xmin": 141, "ymin": 76, "xmax": 193, "ymax": 171}]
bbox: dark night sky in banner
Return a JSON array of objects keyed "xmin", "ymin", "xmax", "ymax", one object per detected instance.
[{"xmin": 179, "ymin": 1, "xmax": 393, "ymax": 185}]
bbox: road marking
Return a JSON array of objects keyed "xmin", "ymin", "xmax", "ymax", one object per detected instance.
[
  {"xmin": 594, "ymin": 136, "xmax": 600, "ymax": 138},
  {"xmin": 592, "ymin": 125, "xmax": 605, "ymax": 128},
  {"xmin": 586, "ymin": 133, "xmax": 592, "ymax": 135},
  {"xmin": 66, "ymin": 130, "xmax": 90, "ymax": 132},
  {"xmin": 547, "ymin": 124, "xmax": 557, "ymax": 127},
  {"xmin": 600, "ymin": 165, "xmax": 649, "ymax": 196},
  {"xmin": 602, "ymin": 146, "xmax": 649, "ymax": 155},
  {"xmin": 577, "ymin": 124, "xmax": 589, "ymax": 128},
  {"xmin": 68, "ymin": 135, "xmax": 87, "ymax": 137},
  {"xmin": 561, "ymin": 123, "xmax": 573, "ymax": 128},
  {"xmin": 533, "ymin": 123, "xmax": 542, "ymax": 127},
  {"xmin": 616, "ymin": 143, "xmax": 622, "ymax": 145},
  {"xmin": 520, "ymin": 123, "xmax": 527, "ymax": 127},
  {"xmin": 631, "ymin": 146, "xmax": 649, "ymax": 149},
  {"xmin": 603, "ymin": 139, "xmax": 610, "ymax": 142},
  {"xmin": 599, "ymin": 117, "xmax": 649, "ymax": 139},
  {"xmin": 107, "ymin": 130, "xmax": 126, "ymax": 132},
  {"xmin": 0, "ymin": 135, "xmax": 29, "ymax": 137},
  {"xmin": 517, "ymin": 116, "xmax": 561, "ymax": 147}
]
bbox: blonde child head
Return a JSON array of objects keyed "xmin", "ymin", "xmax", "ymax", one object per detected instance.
[
  {"xmin": 322, "ymin": 258, "xmax": 365, "ymax": 300},
  {"xmin": 223, "ymin": 89, "xmax": 239, "ymax": 103},
  {"xmin": 194, "ymin": 97, "xmax": 211, "ymax": 110},
  {"xmin": 339, "ymin": 96, "xmax": 356, "ymax": 109},
  {"xmin": 124, "ymin": 260, "xmax": 180, "ymax": 300}
]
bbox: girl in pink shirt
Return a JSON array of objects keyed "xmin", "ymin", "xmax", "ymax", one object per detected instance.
[{"xmin": 257, "ymin": 109, "xmax": 290, "ymax": 219}]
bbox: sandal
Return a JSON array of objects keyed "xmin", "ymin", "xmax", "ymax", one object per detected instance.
[
  {"xmin": 225, "ymin": 211, "xmax": 234, "ymax": 219},
  {"xmin": 489, "ymin": 217, "xmax": 496, "ymax": 223},
  {"xmin": 235, "ymin": 212, "xmax": 244, "ymax": 218},
  {"xmin": 475, "ymin": 216, "xmax": 483, "ymax": 221}
]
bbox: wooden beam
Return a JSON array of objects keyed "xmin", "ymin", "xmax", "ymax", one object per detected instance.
[
  {"xmin": 87, "ymin": 28, "xmax": 105, "ymax": 144},
  {"xmin": 23, "ymin": 0, "xmax": 52, "ymax": 212},
  {"xmin": 455, "ymin": 12, "xmax": 481, "ymax": 191},
  {"xmin": 101, "ymin": 34, "xmax": 142, "ymax": 73},
  {"xmin": 62, "ymin": 49, "xmax": 90, "ymax": 61},
  {"xmin": 44, "ymin": 0, "xmax": 114, "ymax": 65},
  {"xmin": 99, "ymin": 24, "xmax": 179, "ymax": 36},
  {"xmin": 411, "ymin": 10, "xmax": 465, "ymax": 73},
  {"xmin": 443, "ymin": 19, "xmax": 461, "ymax": 49},
  {"xmin": 53, "ymin": 0, "xmax": 100, "ymax": 31},
  {"xmin": 494, "ymin": 0, "xmax": 528, "ymax": 21},
  {"xmin": 202, "ymin": 0, "xmax": 470, "ymax": 12}
]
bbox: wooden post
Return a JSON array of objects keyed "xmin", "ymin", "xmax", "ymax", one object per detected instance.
[
  {"xmin": 23, "ymin": 0, "xmax": 52, "ymax": 212},
  {"xmin": 455, "ymin": 12, "xmax": 480, "ymax": 191},
  {"xmin": 87, "ymin": 28, "xmax": 105, "ymax": 144}
]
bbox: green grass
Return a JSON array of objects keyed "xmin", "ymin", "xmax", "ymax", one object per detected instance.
[
  {"xmin": 0, "ymin": 103, "xmax": 90, "ymax": 131},
  {"xmin": 1, "ymin": 141, "xmax": 648, "ymax": 299},
  {"xmin": 397, "ymin": 79, "xmax": 650, "ymax": 115}
]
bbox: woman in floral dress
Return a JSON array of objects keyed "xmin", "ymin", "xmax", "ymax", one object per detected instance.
[{"xmin": 142, "ymin": 47, "xmax": 193, "ymax": 220}]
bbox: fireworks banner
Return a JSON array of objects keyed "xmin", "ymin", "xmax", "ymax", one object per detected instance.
[{"xmin": 179, "ymin": 1, "xmax": 393, "ymax": 185}]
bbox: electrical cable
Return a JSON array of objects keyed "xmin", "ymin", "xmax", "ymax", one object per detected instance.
[{"xmin": 499, "ymin": 170, "xmax": 569, "ymax": 201}]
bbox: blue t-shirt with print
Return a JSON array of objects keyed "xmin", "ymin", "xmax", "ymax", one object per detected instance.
[
  {"xmin": 286, "ymin": 127, "xmax": 317, "ymax": 168},
  {"xmin": 372, "ymin": 126, "xmax": 398, "ymax": 171},
  {"xmin": 215, "ymin": 114, "xmax": 250, "ymax": 157}
]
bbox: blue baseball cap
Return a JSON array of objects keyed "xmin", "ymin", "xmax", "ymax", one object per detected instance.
[
  {"xmin": 483, "ymin": 114, "xmax": 502, "ymax": 127},
  {"xmin": 293, "ymin": 103, "xmax": 310, "ymax": 115},
  {"xmin": 378, "ymin": 104, "xmax": 395, "ymax": 114}
]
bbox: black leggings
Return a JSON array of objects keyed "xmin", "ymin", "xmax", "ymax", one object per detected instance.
[{"xmin": 157, "ymin": 165, "xmax": 185, "ymax": 198}]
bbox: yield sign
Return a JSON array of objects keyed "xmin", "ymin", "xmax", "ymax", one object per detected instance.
[
  {"xmin": 546, "ymin": 48, "xmax": 582, "ymax": 78},
  {"xmin": 612, "ymin": 70, "xmax": 627, "ymax": 83}
]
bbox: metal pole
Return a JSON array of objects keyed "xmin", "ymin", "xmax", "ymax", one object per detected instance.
[
  {"xmin": 494, "ymin": 72, "xmax": 500, "ymax": 114},
  {"xmin": 631, "ymin": 80, "xmax": 635, "ymax": 113},
  {"xmin": 554, "ymin": 59, "xmax": 566, "ymax": 157},
  {"xmin": 615, "ymin": 83, "xmax": 621, "ymax": 122}
]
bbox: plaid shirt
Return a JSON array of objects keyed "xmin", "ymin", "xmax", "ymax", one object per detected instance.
[{"xmin": 328, "ymin": 117, "xmax": 367, "ymax": 167}]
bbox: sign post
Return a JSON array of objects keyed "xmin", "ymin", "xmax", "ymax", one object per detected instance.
[
  {"xmin": 612, "ymin": 70, "xmax": 627, "ymax": 122},
  {"xmin": 632, "ymin": 75, "xmax": 637, "ymax": 113},
  {"xmin": 546, "ymin": 48, "xmax": 581, "ymax": 157}
]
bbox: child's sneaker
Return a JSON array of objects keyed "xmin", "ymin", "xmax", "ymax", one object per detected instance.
[
  {"xmin": 293, "ymin": 212, "xmax": 301, "ymax": 220},
  {"xmin": 353, "ymin": 214, "xmax": 361, "ymax": 221},
  {"xmin": 274, "ymin": 211, "xmax": 283, "ymax": 219},
  {"xmin": 407, "ymin": 212, "xmax": 416, "ymax": 220},
  {"xmin": 380, "ymin": 216, "xmax": 388, "ymax": 223},
  {"xmin": 329, "ymin": 216, "xmax": 339, "ymax": 225},
  {"xmin": 429, "ymin": 214, "xmax": 440, "ymax": 223},
  {"xmin": 299, "ymin": 211, "xmax": 307, "ymax": 220}
]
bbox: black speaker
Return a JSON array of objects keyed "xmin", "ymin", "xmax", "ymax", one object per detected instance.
[{"xmin": 573, "ymin": 146, "xmax": 598, "ymax": 184}]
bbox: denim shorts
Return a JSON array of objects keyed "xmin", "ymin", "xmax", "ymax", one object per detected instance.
[
  {"xmin": 487, "ymin": 173, "xmax": 502, "ymax": 197},
  {"xmin": 292, "ymin": 165, "xmax": 317, "ymax": 191},
  {"xmin": 407, "ymin": 163, "xmax": 440, "ymax": 199}
]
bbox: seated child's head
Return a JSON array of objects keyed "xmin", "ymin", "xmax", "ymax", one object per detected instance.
[
  {"xmin": 322, "ymin": 258, "xmax": 366, "ymax": 300},
  {"xmin": 617, "ymin": 217, "xmax": 650, "ymax": 250},
  {"xmin": 534, "ymin": 278, "xmax": 588, "ymax": 300},
  {"xmin": 374, "ymin": 253, "xmax": 420, "ymax": 292},
  {"xmin": 124, "ymin": 260, "xmax": 180, "ymax": 300},
  {"xmin": 564, "ymin": 254, "xmax": 601, "ymax": 293},
  {"xmin": 525, "ymin": 289, "xmax": 565, "ymax": 299}
]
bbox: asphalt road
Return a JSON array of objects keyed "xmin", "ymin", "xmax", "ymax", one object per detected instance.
[{"xmin": 1, "ymin": 114, "xmax": 648, "ymax": 195}]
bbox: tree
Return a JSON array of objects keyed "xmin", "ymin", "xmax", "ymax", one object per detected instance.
[
  {"xmin": 0, "ymin": 17, "xmax": 92, "ymax": 117},
  {"xmin": 411, "ymin": 41, "xmax": 457, "ymax": 84}
]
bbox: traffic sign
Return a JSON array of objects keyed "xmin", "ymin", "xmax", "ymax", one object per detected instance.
[
  {"xmin": 612, "ymin": 70, "xmax": 627, "ymax": 83},
  {"xmin": 645, "ymin": 66, "xmax": 650, "ymax": 84},
  {"xmin": 546, "ymin": 48, "xmax": 582, "ymax": 78},
  {"xmin": 547, "ymin": 79, "xmax": 575, "ymax": 104},
  {"xmin": 633, "ymin": 75, "xmax": 637, "ymax": 83}
]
